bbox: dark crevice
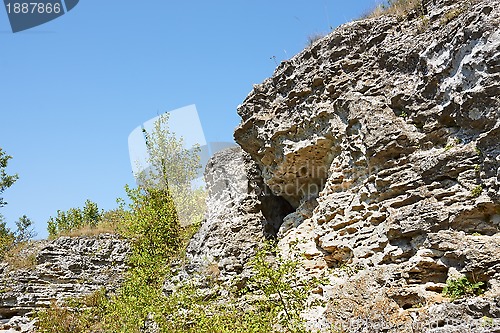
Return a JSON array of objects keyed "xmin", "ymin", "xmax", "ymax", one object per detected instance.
[{"xmin": 260, "ymin": 190, "xmax": 295, "ymax": 237}]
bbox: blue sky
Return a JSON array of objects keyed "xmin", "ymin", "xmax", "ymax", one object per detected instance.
[{"xmin": 0, "ymin": 0, "xmax": 381, "ymax": 239}]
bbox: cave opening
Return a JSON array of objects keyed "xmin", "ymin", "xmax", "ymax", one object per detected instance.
[{"xmin": 260, "ymin": 190, "xmax": 295, "ymax": 238}]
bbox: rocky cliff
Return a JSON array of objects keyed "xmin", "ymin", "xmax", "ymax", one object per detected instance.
[
  {"xmin": 0, "ymin": 235, "xmax": 129, "ymax": 332},
  {"xmin": 186, "ymin": 147, "xmax": 294, "ymax": 281},
  {"xmin": 1, "ymin": 0, "xmax": 499, "ymax": 332},
  {"xmin": 229, "ymin": 0, "xmax": 500, "ymax": 331}
]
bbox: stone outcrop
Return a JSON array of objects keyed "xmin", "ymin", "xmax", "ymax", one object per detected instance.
[
  {"xmin": 1, "ymin": 0, "xmax": 499, "ymax": 332},
  {"xmin": 234, "ymin": 0, "xmax": 500, "ymax": 331},
  {"xmin": 0, "ymin": 234, "xmax": 129, "ymax": 332},
  {"xmin": 186, "ymin": 147, "xmax": 293, "ymax": 280}
]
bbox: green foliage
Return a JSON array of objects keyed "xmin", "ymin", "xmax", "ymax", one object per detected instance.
[
  {"xmin": 0, "ymin": 218, "xmax": 15, "ymax": 258},
  {"xmin": 38, "ymin": 186, "xmax": 182, "ymax": 333},
  {"xmin": 14, "ymin": 215, "xmax": 36, "ymax": 243},
  {"xmin": 124, "ymin": 186, "xmax": 180, "ymax": 264},
  {"xmin": 0, "ymin": 214, "xmax": 36, "ymax": 261},
  {"xmin": 470, "ymin": 185, "xmax": 483, "ymax": 198},
  {"xmin": 36, "ymin": 230, "xmax": 318, "ymax": 332},
  {"xmin": 158, "ymin": 242, "xmax": 318, "ymax": 333},
  {"xmin": 337, "ymin": 263, "xmax": 364, "ymax": 277},
  {"xmin": 47, "ymin": 200, "xmax": 103, "ymax": 237},
  {"xmin": 246, "ymin": 243, "xmax": 309, "ymax": 332},
  {"xmin": 443, "ymin": 276, "xmax": 485, "ymax": 300},
  {"xmin": 36, "ymin": 289, "xmax": 108, "ymax": 333},
  {"xmin": 98, "ymin": 186, "xmax": 181, "ymax": 332},
  {"xmin": 444, "ymin": 138, "xmax": 461, "ymax": 151},
  {"xmin": 38, "ymin": 113, "xmax": 210, "ymax": 331},
  {"xmin": 481, "ymin": 316, "xmax": 494, "ymax": 327},
  {"xmin": 159, "ymin": 280, "xmax": 277, "ymax": 333},
  {"xmin": 140, "ymin": 113, "xmax": 201, "ymax": 189},
  {"xmin": 137, "ymin": 113, "xmax": 206, "ymax": 227},
  {"xmin": 0, "ymin": 147, "xmax": 26, "ymax": 258},
  {"xmin": 0, "ymin": 147, "xmax": 18, "ymax": 208}
]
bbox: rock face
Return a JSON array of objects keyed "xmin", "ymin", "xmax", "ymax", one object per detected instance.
[
  {"xmin": 186, "ymin": 147, "xmax": 293, "ymax": 280},
  {"xmin": 234, "ymin": 0, "xmax": 500, "ymax": 331},
  {"xmin": 0, "ymin": 234, "xmax": 129, "ymax": 332}
]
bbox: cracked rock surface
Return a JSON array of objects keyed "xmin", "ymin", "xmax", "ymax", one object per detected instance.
[
  {"xmin": 235, "ymin": 0, "xmax": 500, "ymax": 331},
  {"xmin": 0, "ymin": 234, "xmax": 129, "ymax": 332}
]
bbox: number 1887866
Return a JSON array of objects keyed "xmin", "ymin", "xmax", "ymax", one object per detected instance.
[{"xmin": 6, "ymin": 2, "xmax": 61, "ymax": 14}]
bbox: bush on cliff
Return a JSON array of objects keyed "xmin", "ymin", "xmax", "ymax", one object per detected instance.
[{"xmin": 47, "ymin": 199, "xmax": 106, "ymax": 237}]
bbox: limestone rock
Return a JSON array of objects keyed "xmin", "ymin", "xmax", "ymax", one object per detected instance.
[
  {"xmin": 234, "ymin": 0, "xmax": 500, "ymax": 331},
  {"xmin": 0, "ymin": 234, "xmax": 129, "ymax": 332},
  {"xmin": 186, "ymin": 146, "xmax": 293, "ymax": 280}
]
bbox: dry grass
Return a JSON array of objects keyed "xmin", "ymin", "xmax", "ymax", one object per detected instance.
[
  {"xmin": 366, "ymin": 0, "xmax": 423, "ymax": 19},
  {"xmin": 55, "ymin": 222, "xmax": 120, "ymax": 238},
  {"xmin": 440, "ymin": 7, "xmax": 467, "ymax": 25},
  {"xmin": 307, "ymin": 33, "xmax": 326, "ymax": 47},
  {"xmin": 206, "ymin": 262, "xmax": 221, "ymax": 279},
  {"xmin": 3, "ymin": 241, "xmax": 38, "ymax": 270},
  {"xmin": 50, "ymin": 209, "xmax": 127, "ymax": 239}
]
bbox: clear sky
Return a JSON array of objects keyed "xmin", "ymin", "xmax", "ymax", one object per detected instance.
[{"xmin": 0, "ymin": 0, "xmax": 381, "ymax": 239}]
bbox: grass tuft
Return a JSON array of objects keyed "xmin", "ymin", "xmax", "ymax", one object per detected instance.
[
  {"xmin": 365, "ymin": 0, "xmax": 423, "ymax": 19},
  {"xmin": 3, "ymin": 241, "xmax": 38, "ymax": 270}
]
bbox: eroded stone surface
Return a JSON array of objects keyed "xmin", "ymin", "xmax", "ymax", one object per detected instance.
[
  {"xmin": 186, "ymin": 146, "xmax": 293, "ymax": 280},
  {"xmin": 235, "ymin": 0, "xmax": 500, "ymax": 331},
  {"xmin": 0, "ymin": 234, "xmax": 129, "ymax": 332}
]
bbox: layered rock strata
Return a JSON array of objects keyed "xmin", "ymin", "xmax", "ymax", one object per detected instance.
[
  {"xmin": 0, "ymin": 235, "xmax": 129, "ymax": 332},
  {"xmin": 234, "ymin": 0, "xmax": 500, "ymax": 331}
]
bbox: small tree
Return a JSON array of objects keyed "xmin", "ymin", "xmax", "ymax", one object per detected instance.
[
  {"xmin": 47, "ymin": 200, "xmax": 102, "ymax": 237},
  {"xmin": 0, "ymin": 217, "xmax": 15, "ymax": 257},
  {"xmin": 0, "ymin": 147, "xmax": 18, "ymax": 208},
  {"xmin": 14, "ymin": 215, "xmax": 36, "ymax": 243},
  {"xmin": 137, "ymin": 113, "xmax": 206, "ymax": 226},
  {"xmin": 0, "ymin": 148, "xmax": 36, "ymax": 257}
]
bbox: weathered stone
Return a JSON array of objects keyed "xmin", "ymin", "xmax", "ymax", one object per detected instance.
[
  {"xmin": 234, "ymin": 0, "xmax": 500, "ymax": 331},
  {"xmin": 186, "ymin": 146, "xmax": 294, "ymax": 280},
  {"xmin": 0, "ymin": 234, "xmax": 129, "ymax": 332}
]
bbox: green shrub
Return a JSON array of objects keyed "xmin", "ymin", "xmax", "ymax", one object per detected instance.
[
  {"xmin": 0, "ymin": 147, "xmax": 18, "ymax": 208},
  {"xmin": 37, "ymin": 186, "xmax": 181, "ymax": 333},
  {"xmin": 47, "ymin": 200, "xmax": 103, "ymax": 237},
  {"xmin": 36, "ymin": 289, "xmax": 108, "ymax": 333},
  {"xmin": 101, "ymin": 186, "xmax": 180, "ymax": 332},
  {"xmin": 0, "ymin": 148, "xmax": 35, "ymax": 259},
  {"xmin": 470, "ymin": 185, "xmax": 483, "ymax": 198},
  {"xmin": 443, "ymin": 276, "xmax": 485, "ymax": 300},
  {"xmin": 0, "ymin": 219, "xmax": 15, "ymax": 258},
  {"xmin": 245, "ymin": 242, "xmax": 310, "ymax": 333},
  {"xmin": 36, "ymin": 234, "xmax": 319, "ymax": 332},
  {"xmin": 0, "ymin": 215, "xmax": 36, "ymax": 261}
]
